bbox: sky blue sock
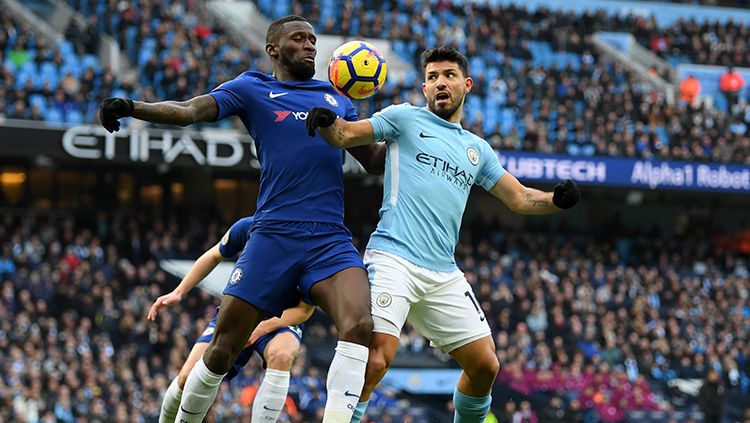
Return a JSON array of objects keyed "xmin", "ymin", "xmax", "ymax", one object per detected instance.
[
  {"xmin": 350, "ymin": 400, "xmax": 370, "ymax": 423},
  {"xmin": 453, "ymin": 389, "xmax": 492, "ymax": 423}
]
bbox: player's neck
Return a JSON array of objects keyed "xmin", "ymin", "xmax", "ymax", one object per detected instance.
[
  {"xmin": 428, "ymin": 105, "xmax": 464, "ymax": 124},
  {"xmin": 272, "ymin": 68, "xmax": 308, "ymax": 82},
  {"xmin": 447, "ymin": 106, "xmax": 464, "ymax": 124}
]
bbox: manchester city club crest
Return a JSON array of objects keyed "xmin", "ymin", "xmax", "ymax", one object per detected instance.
[
  {"xmin": 229, "ymin": 268, "xmax": 243, "ymax": 284},
  {"xmin": 467, "ymin": 147, "xmax": 479, "ymax": 166},
  {"xmin": 376, "ymin": 292, "xmax": 392, "ymax": 308},
  {"xmin": 324, "ymin": 93, "xmax": 339, "ymax": 107}
]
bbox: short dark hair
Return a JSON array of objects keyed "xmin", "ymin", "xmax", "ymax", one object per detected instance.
[
  {"xmin": 266, "ymin": 15, "xmax": 309, "ymax": 44},
  {"xmin": 421, "ymin": 45, "xmax": 469, "ymax": 77}
]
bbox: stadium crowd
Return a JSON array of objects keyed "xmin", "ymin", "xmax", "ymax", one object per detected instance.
[
  {"xmin": 459, "ymin": 217, "xmax": 750, "ymax": 422},
  {"xmin": 272, "ymin": 0, "xmax": 750, "ymax": 163},
  {"xmin": 65, "ymin": 0, "xmax": 268, "ymax": 109},
  {"xmin": 640, "ymin": 17, "xmax": 750, "ymax": 68},
  {"xmin": 2, "ymin": 1, "xmax": 750, "ymax": 163},
  {"xmin": 0, "ymin": 9, "xmax": 134, "ymax": 125},
  {"xmin": 0, "ymin": 209, "xmax": 748, "ymax": 422},
  {"xmin": 0, "ymin": 212, "xmax": 422, "ymax": 423}
]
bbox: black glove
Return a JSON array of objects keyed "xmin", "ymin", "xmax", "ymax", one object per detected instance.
[
  {"xmin": 306, "ymin": 107, "xmax": 337, "ymax": 136},
  {"xmin": 99, "ymin": 97, "xmax": 134, "ymax": 133},
  {"xmin": 552, "ymin": 179, "xmax": 580, "ymax": 209}
]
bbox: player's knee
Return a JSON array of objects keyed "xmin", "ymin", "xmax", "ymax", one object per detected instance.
[
  {"xmin": 366, "ymin": 349, "xmax": 392, "ymax": 379},
  {"xmin": 465, "ymin": 353, "xmax": 499, "ymax": 385},
  {"xmin": 203, "ymin": 341, "xmax": 235, "ymax": 373},
  {"xmin": 340, "ymin": 314, "xmax": 374, "ymax": 344},
  {"xmin": 266, "ymin": 349, "xmax": 296, "ymax": 371}
]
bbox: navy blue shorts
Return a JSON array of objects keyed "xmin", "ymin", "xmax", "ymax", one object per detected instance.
[
  {"xmin": 223, "ymin": 220, "xmax": 365, "ymax": 317},
  {"xmin": 196, "ymin": 309, "xmax": 303, "ymax": 380}
]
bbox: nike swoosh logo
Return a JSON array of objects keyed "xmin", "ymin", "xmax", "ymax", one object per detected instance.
[
  {"xmin": 180, "ymin": 406, "xmax": 201, "ymax": 415},
  {"xmin": 344, "ymin": 390, "xmax": 360, "ymax": 398},
  {"xmin": 263, "ymin": 405, "xmax": 282, "ymax": 411},
  {"xmin": 419, "ymin": 131, "xmax": 437, "ymax": 139},
  {"xmin": 269, "ymin": 92, "xmax": 288, "ymax": 98}
]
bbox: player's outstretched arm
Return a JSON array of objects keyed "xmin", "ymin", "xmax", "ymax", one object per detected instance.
[
  {"xmin": 248, "ymin": 301, "xmax": 316, "ymax": 345},
  {"xmin": 489, "ymin": 173, "xmax": 580, "ymax": 215},
  {"xmin": 99, "ymin": 95, "xmax": 219, "ymax": 133},
  {"xmin": 306, "ymin": 107, "xmax": 375, "ymax": 148},
  {"xmin": 146, "ymin": 244, "xmax": 224, "ymax": 320}
]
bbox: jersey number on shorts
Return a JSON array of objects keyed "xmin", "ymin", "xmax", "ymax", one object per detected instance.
[{"xmin": 464, "ymin": 291, "xmax": 485, "ymax": 321}]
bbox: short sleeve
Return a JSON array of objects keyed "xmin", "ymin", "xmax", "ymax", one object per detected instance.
[
  {"xmin": 475, "ymin": 141, "xmax": 507, "ymax": 190},
  {"xmin": 209, "ymin": 75, "xmax": 250, "ymax": 121},
  {"xmin": 343, "ymin": 99, "xmax": 359, "ymax": 122},
  {"xmin": 218, "ymin": 217, "xmax": 253, "ymax": 257},
  {"xmin": 368, "ymin": 103, "xmax": 409, "ymax": 141}
]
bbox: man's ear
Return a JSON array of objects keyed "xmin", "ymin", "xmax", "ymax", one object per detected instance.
[{"xmin": 266, "ymin": 43, "xmax": 278, "ymax": 59}]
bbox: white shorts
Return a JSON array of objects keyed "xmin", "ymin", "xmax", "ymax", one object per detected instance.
[{"xmin": 365, "ymin": 249, "xmax": 491, "ymax": 353}]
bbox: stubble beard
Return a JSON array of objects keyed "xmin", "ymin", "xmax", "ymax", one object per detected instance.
[{"xmin": 281, "ymin": 54, "xmax": 316, "ymax": 80}]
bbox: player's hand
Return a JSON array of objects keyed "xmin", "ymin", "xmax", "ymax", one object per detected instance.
[
  {"xmin": 306, "ymin": 107, "xmax": 337, "ymax": 136},
  {"xmin": 99, "ymin": 97, "xmax": 134, "ymax": 133},
  {"xmin": 553, "ymin": 179, "xmax": 580, "ymax": 209},
  {"xmin": 248, "ymin": 320, "xmax": 279, "ymax": 345},
  {"xmin": 147, "ymin": 291, "xmax": 183, "ymax": 321}
]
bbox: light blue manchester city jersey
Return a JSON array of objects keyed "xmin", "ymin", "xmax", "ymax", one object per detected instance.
[{"xmin": 367, "ymin": 103, "xmax": 507, "ymax": 272}]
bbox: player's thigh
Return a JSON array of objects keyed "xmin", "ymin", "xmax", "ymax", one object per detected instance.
[
  {"xmin": 178, "ymin": 342, "xmax": 210, "ymax": 388},
  {"xmin": 309, "ymin": 267, "xmax": 372, "ymax": 336},
  {"xmin": 261, "ymin": 331, "xmax": 302, "ymax": 370},
  {"xmin": 407, "ymin": 278, "xmax": 490, "ymax": 354},
  {"xmin": 211, "ymin": 294, "xmax": 266, "ymax": 358},
  {"xmin": 303, "ymin": 223, "xmax": 369, "ymax": 315},
  {"xmin": 365, "ymin": 250, "xmax": 421, "ymax": 338}
]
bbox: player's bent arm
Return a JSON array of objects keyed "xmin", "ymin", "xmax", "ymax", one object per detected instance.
[
  {"xmin": 147, "ymin": 244, "xmax": 224, "ymax": 320},
  {"xmin": 320, "ymin": 118, "xmax": 376, "ymax": 148},
  {"xmin": 248, "ymin": 301, "xmax": 315, "ymax": 344},
  {"xmin": 488, "ymin": 173, "xmax": 559, "ymax": 215},
  {"xmin": 270, "ymin": 301, "xmax": 316, "ymax": 328},
  {"xmin": 132, "ymin": 95, "xmax": 218, "ymax": 127},
  {"xmin": 173, "ymin": 244, "xmax": 225, "ymax": 296},
  {"xmin": 347, "ymin": 143, "xmax": 386, "ymax": 175}
]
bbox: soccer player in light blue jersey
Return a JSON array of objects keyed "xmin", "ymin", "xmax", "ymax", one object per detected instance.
[{"xmin": 307, "ymin": 46, "xmax": 580, "ymax": 423}]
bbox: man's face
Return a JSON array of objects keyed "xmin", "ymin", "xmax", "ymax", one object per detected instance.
[
  {"xmin": 269, "ymin": 21, "xmax": 317, "ymax": 80},
  {"xmin": 422, "ymin": 61, "xmax": 472, "ymax": 121}
]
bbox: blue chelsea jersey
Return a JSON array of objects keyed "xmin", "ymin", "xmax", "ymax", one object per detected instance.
[{"xmin": 210, "ymin": 71, "xmax": 358, "ymax": 225}]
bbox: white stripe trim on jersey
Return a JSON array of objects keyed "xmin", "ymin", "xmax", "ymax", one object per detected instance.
[{"xmin": 389, "ymin": 142, "xmax": 399, "ymax": 206}]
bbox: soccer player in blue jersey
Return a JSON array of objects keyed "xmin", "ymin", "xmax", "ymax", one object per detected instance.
[
  {"xmin": 307, "ymin": 45, "xmax": 580, "ymax": 423},
  {"xmin": 99, "ymin": 15, "xmax": 385, "ymax": 423},
  {"xmin": 147, "ymin": 216, "xmax": 314, "ymax": 423}
]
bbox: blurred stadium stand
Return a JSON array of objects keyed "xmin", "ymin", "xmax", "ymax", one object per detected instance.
[{"xmin": 3, "ymin": 0, "xmax": 749, "ymax": 162}]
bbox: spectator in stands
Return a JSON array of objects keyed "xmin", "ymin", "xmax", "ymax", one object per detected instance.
[
  {"xmin": 698, "ymin": 369, "xmax": 725, "ymax": 423},
  {"xmin": 680, "ymin": 74, "xmax": 701, "ymax": 107},
  {"xmin": 720, "ymin": 66, "xmax": 746, "ymax": 113},
  {"xmin": 513, "ymin": 400, "xmax": 539, "ymax": 423},
  {"xmin": 540, "ymin": 395, "xmax": 567, "ymax": 422},
  {"xmin": 500, "ymin": 400, "xmax": 517, "ymax": 423}
]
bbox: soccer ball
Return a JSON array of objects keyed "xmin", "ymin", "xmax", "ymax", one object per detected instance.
[{"xmin": 328, "ymin": 41, "xmax": 387, "ymax": 100}]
